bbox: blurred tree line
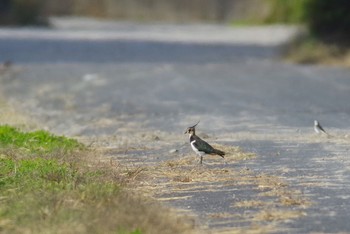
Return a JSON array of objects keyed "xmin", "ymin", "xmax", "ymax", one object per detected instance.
[
  {"xmin": 0, "ymin": 0, "xmax": 349, "ymax": 41},
  {"xmin": 266, "ymin": 0, "xmax": 350, "ymax": 42},
  {"xmin": 0, "ymin": 0, "xmax": 266, "ymax": 24},
  {"xmin": 0, "ymin": 0, "xmax": 47, "ymax": 25}
]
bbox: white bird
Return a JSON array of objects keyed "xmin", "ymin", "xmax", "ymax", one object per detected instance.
[{"xmin": 314, "ymin": 120, "xmax": 329, "ymax": 135}]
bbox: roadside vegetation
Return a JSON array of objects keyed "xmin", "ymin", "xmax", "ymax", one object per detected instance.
[
  {"xmin": 284, "ymin": 36, "xmax": 350, "ymax": 67},
  {"xmin": 0, "ymin": 125, "xmax": 195, "ymax": 234},
  {"xmin": 265, "ymin": 0, "xmax": 350, "ymax": 67}
]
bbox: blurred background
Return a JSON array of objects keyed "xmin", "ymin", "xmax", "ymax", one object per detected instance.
[
  {"xmin": 1, "ymin": 0, "xmax": 349, "ymax": 65},
  {"xmin": 0, "ymin": 0, "xmax": 349, "ymax": 36}
]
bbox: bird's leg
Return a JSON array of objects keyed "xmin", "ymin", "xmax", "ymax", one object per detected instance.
[{"xmin": 200, "ymin": 156, "xmax": 203, "ymax": 165}]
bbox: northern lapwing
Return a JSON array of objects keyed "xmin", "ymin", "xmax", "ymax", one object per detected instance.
[
  {"xmin": 314, "ymin": 120, "xmax": 329, "ymax": 135},
  {"xmin": 184, "ymin": 121, "xmax": 225, "ymax": 164}
]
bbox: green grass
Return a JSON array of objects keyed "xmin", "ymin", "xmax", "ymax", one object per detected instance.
[
  {"xmin": 0, "ymin": 126, "xmax": 121, "ymax": 233},
  {"xmin": 0, "ymin": 125, "xmax": 194, "ymax": 234},
  {"xmin": 0, "ymin": 125, "xmax": 83, "ymax": 153},
  {"xmin": 0, "ymin": 153, "xmax": 123, "ymax": 233}
]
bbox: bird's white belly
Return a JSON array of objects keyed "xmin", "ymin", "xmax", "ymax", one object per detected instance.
[
  {"xmin": 314, "ymin": 126, "xmax": 320, "ymax": 133},
  {"xmin": 190, "ymin": 140, "xmax": 205, "ymax": 156}
]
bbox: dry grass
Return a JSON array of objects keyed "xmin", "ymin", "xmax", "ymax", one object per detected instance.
[
  {"xmin": 216, "ymin": 224, "xmax": 283, "ymax": 234},
  {"xmin": 234, "ymin": 200, "xmax": 270, "ymax": 208},
  {"xmin": 253, "ymin": 209, "xmax": 306, "ymax": 222},
  {"xmin": 215, "ymin": 144, "xmax": 256, "ymax": 161},
  {"xmin": 121, "ymin": 144, "xmax": 311, "ymax": 233},
  {"xmin": 0, "ymin": 99, "xmax": 38, "ymax": 130},
  {"xmin": 285, "ymin": 37, "xmax": 350, "ymax": 67}
]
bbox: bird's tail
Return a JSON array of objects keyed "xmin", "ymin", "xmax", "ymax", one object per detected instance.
[{"xmin": 213, "ymin": 149, "xmax": 225, "ymax": 158}]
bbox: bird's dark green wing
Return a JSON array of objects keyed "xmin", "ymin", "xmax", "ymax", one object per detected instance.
[
  {"xmin": 318, "ymin": 124, "xmax": 327, "ymax": 133},
  {"xmin": 192, "ymin": 136, "xmax": 215, "ymax": 154}
]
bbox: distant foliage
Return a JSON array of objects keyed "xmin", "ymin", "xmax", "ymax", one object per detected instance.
[
  {"xmin": 0, "ymin": 0, "xmax": 47, "ymax": 25},
  {"xmin": 265, "ymin": 0, "xmax": 350, "ymax": 41},
  {"xmin": 304, "ymin": 0, "xmax": 350, "ymax": 41},
  {"xmin": 264, "ymin": 0, "xmax": 308, "ymax": 24}
]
